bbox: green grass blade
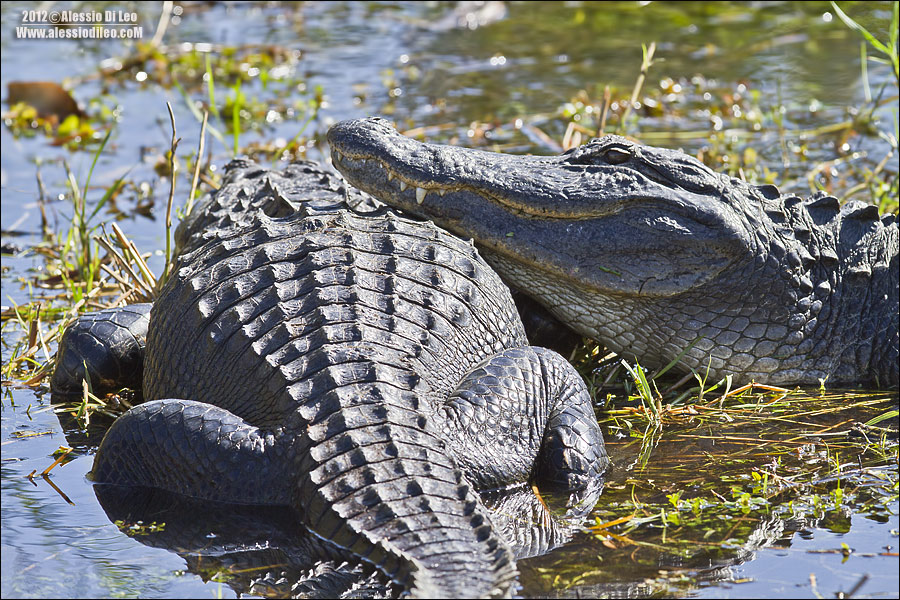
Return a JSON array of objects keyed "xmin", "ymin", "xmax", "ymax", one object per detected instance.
[
  {"xmin": 174, "ymin": 78, "xmax": 226, "ymax": 147},
  {"xmin": 831, "ymin": 2, "xmax": 890, "ymax": 55},
  {"xmin": 832, "ymin": 1, "xmax": 898, "ymax": 79},
  {"xmin": 891, "ymin": 1, "xmax": 898, "ymax": 51},
  {"xmin": 88, "ymin": 166, "xmax": 134, "ymax": 223},
  {"xmin": 864, "ymin": 409, "xmax": 898, "ymax": 427},
  {"xmin": 860, "ymin": 41, "xmax": 871, "ymax": 103},
  {"xmin": 652, "ymin": 336, "xmax": 701, "ymax": 380},
  {"xmin": 81, "ymin": 129, "xmax": 113, "ymax": 220},
  {"xmin": 206, "ymin": 53, "xmax": 221, "ymax": 123},
  {"xmin": 232, "ymin": 79, "xmax": 242, "ymax": 156}
]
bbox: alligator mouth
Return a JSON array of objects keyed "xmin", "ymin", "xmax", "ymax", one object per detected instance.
[
  {"xmin": 330, "ymin": 144, "xmax": 718, "ymax": 233},
  {"xmin": 331, "ymin": 150, "xmax": 451, "ymax": 206},
  {"xmin": 330, "ymin": 147, "xmax": 583, "ymax": 223},
  {"xmin": 329, "ymin": 121, "xmax": 716, "ymax": 225},
  {"xmin": 327, "ymin": 119, "xmax": 634, "ymax": 221}
]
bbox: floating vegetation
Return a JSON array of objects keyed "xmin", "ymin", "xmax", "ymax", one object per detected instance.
[
  {"xmin": 3, "ymin": 81, "xmax": 118, "ymax": 150},
  {"xmin": 114, "ymin": 519, "xmax": 167, "ymax": 537},
  {"xmin": 517, "ymin": 389, "xmax": 897, "ymax": 596}
]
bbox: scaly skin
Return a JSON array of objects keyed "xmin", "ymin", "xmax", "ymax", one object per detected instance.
[
  {"xmin": 329, "ymin": 118, "xmax": 899, "ymax": 387},
  {"xmin": 52, "ymin": 159, "xmax": 608, "ymax": 598}
]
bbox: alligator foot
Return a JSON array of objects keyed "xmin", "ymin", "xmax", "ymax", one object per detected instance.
[
  {"xmin": 50, "ymin": 303, "xmax": 151, "ymax": 397},
  {"xmin": 90, "ymin": 398, "xmax": 295, "ymax": 505},
  {"xmin": 440, "ymin": 346, "xmax": 608, "ymax": 493}
]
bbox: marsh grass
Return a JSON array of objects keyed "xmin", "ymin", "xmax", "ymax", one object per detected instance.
[
  {"xmin": 402, "ymin": 4, "xmax": 898, "ymax": 216},
  {"xmin": 571, "ymin": 341, "xmax": 897, "ymax": 588},
  {"xmin": 596, "ymin": 389, "xmax": 899, "ymax": 534},
  {"xmin": 1, "ymin": 46, "xmax": 261, "ymax": 396},
  {"xmin": 1, "ymin": 129, "xmax": 139, "ymax": 386}
]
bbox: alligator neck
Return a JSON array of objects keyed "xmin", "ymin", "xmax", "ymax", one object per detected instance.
[{"xmin": 485, "ymin": 201, "xmax": 897, "ymax": 388}]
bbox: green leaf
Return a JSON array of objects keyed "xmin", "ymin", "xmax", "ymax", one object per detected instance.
[
  {"xmin": 58, "ymin": 114, "xmax": 81, "ymax": 136},
  {"xmin": 81, "ymin": 129, "xmax": 113, "ymax": 218},
  {"xmin": 864, "ymin": 409, "xmax": 898, "ymax": 426},
  {"xmin": 831, "ymin": 2, "xmax": 890, "ymax": 55}
]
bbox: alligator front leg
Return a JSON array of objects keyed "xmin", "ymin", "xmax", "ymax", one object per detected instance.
[
  {"xmin": 438, "ymin": 346, "xmax": 608, "ymax": 493},
  {"xmin": 91, "ymin": 399, "xmax": 294, "ymax": 506}
]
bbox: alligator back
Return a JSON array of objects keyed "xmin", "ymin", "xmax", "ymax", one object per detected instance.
[
  {"xmin": 141, "ymin": 160, "xmax": 525, "ymax": 596},
  {"xmin": 757, "ymin": 191, "xmax": 898, "ymax": 386}
]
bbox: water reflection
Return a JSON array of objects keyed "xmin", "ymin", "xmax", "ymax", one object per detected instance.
[{"xmin": 92, "ymin": 480, "xmax": 605, "ymax": 598}]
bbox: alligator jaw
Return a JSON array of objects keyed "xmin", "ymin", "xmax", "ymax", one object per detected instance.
[
  {"xmin": 328, "ymin": 118, "xmax": 571, "ymax": 216},
  {"xmin": 328, "ymin": 117, "xmax": 746, "ymax": 299}
]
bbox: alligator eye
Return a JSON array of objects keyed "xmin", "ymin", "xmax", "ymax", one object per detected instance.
[{"xmin": 602, "ymin": 147, "xmax": 631, "ymax": 165}]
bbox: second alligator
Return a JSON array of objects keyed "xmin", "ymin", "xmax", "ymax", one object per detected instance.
[{"xmin": 330, "ymin": 118, "xmax": 899, "ymax": 387}]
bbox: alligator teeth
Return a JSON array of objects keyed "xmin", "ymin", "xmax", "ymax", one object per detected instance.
[
  {"xmin": 399, "ymin": 181, "xmax": 408, "ymax": 192},
  {"xmin": 438, "ymin": 189, "xmax": 446, "ymax": 196},
  {"xmin": 386, "ymin": 171, "xmax": 394, "ymax": 181},
  {"xmin": 416, "ymin": 187, "xmax": 427, "ymax": 204}
]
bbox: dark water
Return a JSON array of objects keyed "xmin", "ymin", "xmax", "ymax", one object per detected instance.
[{"xmin": 2, "ymin": 2, "xmax": 897, "ymax": 598}]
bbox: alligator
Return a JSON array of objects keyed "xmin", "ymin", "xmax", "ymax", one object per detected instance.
[
  {"xmin": 51, "ymin": 159, "xmax": 609, "ymax": 599},
  {"xmin": 328, "ymin": 117, "xmax": 899, "ymax": 388}
]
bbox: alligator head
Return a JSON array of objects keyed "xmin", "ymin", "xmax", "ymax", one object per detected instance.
[
  {"xmin": 328, "ymin": 118, "xmax": 752, "ymax": 298},
  {"xmin": 328, "ymin": 118, "xmax": 899, "ymax": 386}
]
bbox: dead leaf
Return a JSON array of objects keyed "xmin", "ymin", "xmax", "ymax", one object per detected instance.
[{"xmin": 7, "ymin": 81, "xmax": 83, "ymax": 120}]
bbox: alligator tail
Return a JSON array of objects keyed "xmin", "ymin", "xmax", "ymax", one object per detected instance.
[{"xmin": 296, "ymin": 387, "xmax": 518, "ymax": 598}]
